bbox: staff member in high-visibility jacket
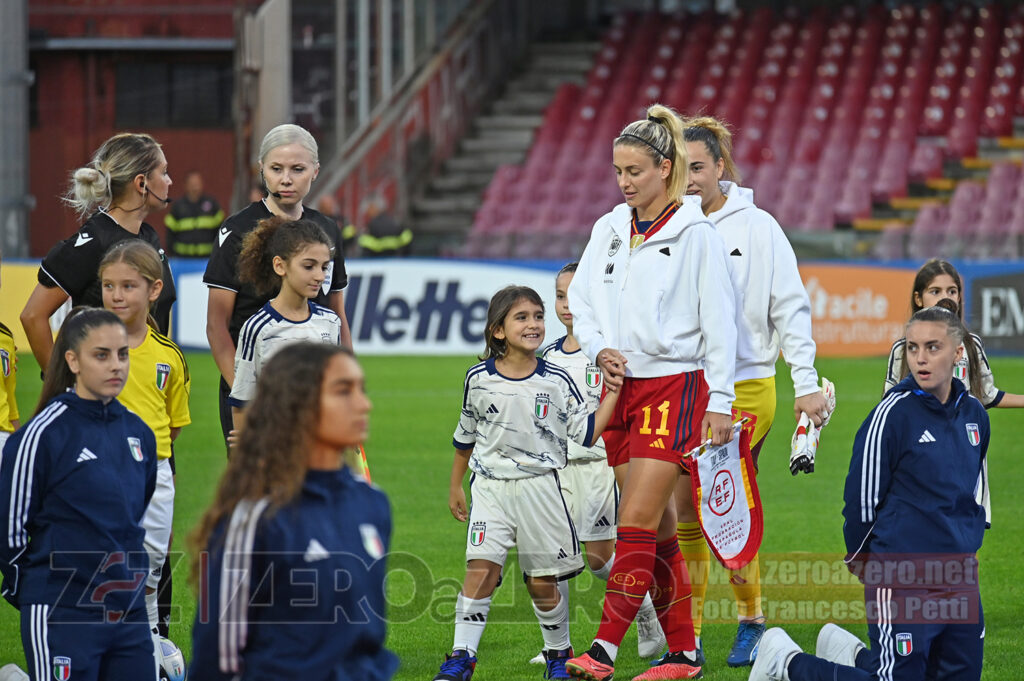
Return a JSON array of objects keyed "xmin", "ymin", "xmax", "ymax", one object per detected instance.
[
  {"xmin": 164, "ymin": 171, "xmax": 224, "ymax": 258},
  {"xmin": 358, "ymin": 197, "xmax": 413, "ymax": 257}
]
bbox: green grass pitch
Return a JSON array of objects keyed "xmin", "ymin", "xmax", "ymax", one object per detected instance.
[{"xmin": 1, "ymin": 352, "xmax": 1022, "ymax": 680}]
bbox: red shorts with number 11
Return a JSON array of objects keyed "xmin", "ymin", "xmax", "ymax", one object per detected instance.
[{"xmin": 602, "ymin": 370, "xmax": 709, "ymax": 468}]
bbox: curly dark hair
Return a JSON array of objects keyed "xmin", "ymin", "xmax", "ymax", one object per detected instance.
[
  {"xmin": 237, "ymin": 217, "xmax": 333, "ymax": 296},
  {"xmin": 190, "ymin": 342, "xmax": 356, "ymax": 584}
]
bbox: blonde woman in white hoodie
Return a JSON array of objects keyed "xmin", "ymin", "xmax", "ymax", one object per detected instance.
[
  {"xmin": 565, "ymin": 104, "xmax": 737, "ymax": 681},
  {"xmin": 677, "ymin": 117, "xmax": 829, "ymax": 668}
]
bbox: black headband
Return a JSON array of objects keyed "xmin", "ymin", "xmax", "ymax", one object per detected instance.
[{"xmin": 618, "ymin": 133, "xmax": 670, "ymax": 159}]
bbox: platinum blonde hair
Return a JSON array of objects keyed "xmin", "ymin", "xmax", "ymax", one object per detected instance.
[{"xmin": 259, "ymin": 124, "xmax": 319, "ymax": 164}]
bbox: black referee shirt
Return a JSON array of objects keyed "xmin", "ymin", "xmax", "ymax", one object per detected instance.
[
  {"xmin": 38, "ymin": 211, "xmax": 178, "ymax": 334},
  {"xmin": 203, "ymin": 201, "xmax": 348, "ymax": 344}
]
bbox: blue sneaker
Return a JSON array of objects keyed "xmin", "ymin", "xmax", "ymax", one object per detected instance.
[
  {"xmin": 433, "ymin": 649, "xmax": 476, "ymax": 680},
  {"xmin": 543, "ymin": 647, "xmax": 573, "ymax": 679},
  {"xmin": 727, "ymin": 620, "xmax": 766, "ymax": 667}
]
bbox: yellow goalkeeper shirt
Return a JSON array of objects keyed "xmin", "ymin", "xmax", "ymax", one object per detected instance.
[
  {"xmin": 119, "ymin": 327, "xmax": 191, "ymax": 459},
  {"xmin": 0, "ymin": 322, "xmax": 18, "ymax": 433}
]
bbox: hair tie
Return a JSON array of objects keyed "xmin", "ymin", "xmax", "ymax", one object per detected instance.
[
  {"xmin": 619, "ymin": 133, "xmax": 670, "ymax": 159},
  {"xmin": 647, "ymin": 114, "xmax": 659, "ymax": 123}
]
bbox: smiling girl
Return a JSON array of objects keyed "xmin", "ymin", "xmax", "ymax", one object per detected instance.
[
  {"xmin": 434, "ymin": 285, "xmax": 619, "ymax": 681},
  {"xmin": 0, "ymin": 308, "xmax": 158, "ymax": 681},
  {"xmin": 99, "ymin": 240, "xmax": 190, "ymax": 653}
]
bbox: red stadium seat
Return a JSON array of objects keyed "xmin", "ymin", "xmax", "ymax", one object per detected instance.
[{"xmin": 466, "ymin": 3, "xmax": 1015, "ymax": 254}]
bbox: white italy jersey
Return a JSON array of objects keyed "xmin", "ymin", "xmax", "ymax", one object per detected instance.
[
  {"xmin": 230, "ymin": 301, "xmax": 342, "ymax": 406},
  {"xmin": 541, "ymin": 336, "xmax": 607, "ymax": 462},
  {"xmin": 453, "ymin": 358, "xmax": 594, "ymax": 480}
]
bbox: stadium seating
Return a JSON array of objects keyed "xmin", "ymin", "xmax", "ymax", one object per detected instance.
[{"xmin": 463, "ymin": 3, "xmax": 1024, "ymax": 259}]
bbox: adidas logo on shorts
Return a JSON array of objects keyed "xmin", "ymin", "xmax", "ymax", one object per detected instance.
[
  {"xmin": 487, "ymin": 404, "xmax": 499, "ymax": 414},
  {"xmin": 595, "ymin": 516, "xmax": 612, "ymax": 527},
  {"xmin": 557, "ymin": 548, "xmax": 568, "ymax": 559},
  {"xmin": 650, "ymin": 438, "xmax": 666, "ymax": 449}
]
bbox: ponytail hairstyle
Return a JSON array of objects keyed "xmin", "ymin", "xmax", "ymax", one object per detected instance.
[
  {"xmin": 898, "ymin": 297, "xmax": 983, "ymax": 397},
  {"xmin": 64, "ymin": 133, "xmax": 164, "ymax": 218},
  {"xmin": 190, "ymin": 343, "xmax": 358, "ymax": 586},
  {"xmin": 36, "ymin": 307, "xmax": 126, "ymax": 415},
  {"xmin": 481, "ymin": 286, "xmax": 544, "ymax": 361},
  {"xmin": 98, "ymin": 240, "xmax": 164, "ymax": 330},
  {"xmin": 683, "ymin": 116, "xmax": 742, "ymax": 184},
  {"xmin": 615, "ymin": 103, "xmax": 689, "ymax": 202},
  {"xmin": 237, "ymin": 217, "xmax": 333, "ymax": 296}
]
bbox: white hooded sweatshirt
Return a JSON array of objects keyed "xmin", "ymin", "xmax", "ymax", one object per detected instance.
[
  {"xmin": 569, "ymin": 198, "xmax": 737, "ymax": 415},
  {"xmin": 709, "ymin": 181, "xmax": 819, "ymax": 397}
]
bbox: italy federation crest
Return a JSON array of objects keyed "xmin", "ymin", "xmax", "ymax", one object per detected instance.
[
  {"xmin": 360, "ymin": 523, "xmax": 385, "ymax": 560},
  {"xmin": 535, "ymin": 394, "xmax": 550, "ymax": 419},
  {"xmin": 52, "ymin": 656, "xmax": 71, "ymax": 680},
  {"xmin": 470, "ymin": 522, "xmax": 486, "ymax": 546},
  {"xmin": 954, "ymin": 358, "xmax": 968, "ymax": 383},
  {"xmin": 155, "ymin": 363, "xmax": 171, "ymax": 391},
  {"xmin": 0, "ymin": 349, "xmax": 9, "ymax": 377},
  {"xmin": 585, "ymin": 364, "xmax": 602, "ymax": 389},
  {"xmin": 966, "ymin": 423, "xmax": 980, "ymax": 447},
  {"xmin": 127, "ymin": 437, "xmax": 144, "ymax": 462},
  {"xmin": 895, "ymin": 632, "xmax": 913, "ymax": 656}
]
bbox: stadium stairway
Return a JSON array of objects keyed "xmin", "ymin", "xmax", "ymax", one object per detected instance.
[
  {"xmin": 409, "ymin": 41, "xmax": 599, "ymax": 256},
  {"xmin": 861, "ymin": 117, "xmax": 1024, "ymax": 261}
]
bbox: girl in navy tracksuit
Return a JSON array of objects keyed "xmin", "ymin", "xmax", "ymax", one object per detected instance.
[
  {"xmin": 0, "ymin": 308, "xmax": 158, "ymax": 681},
  {"xmin": 190, "ymin": 342, "xmax": 396, "ymax": 681},
  {"xmin": 751, "ymin": 305, "xmax": 989, "ymax": 681}
]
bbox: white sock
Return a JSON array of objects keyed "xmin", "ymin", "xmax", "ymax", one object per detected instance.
[
  {"xmin": 146, "ymin": 589, "xmax": 159, "ymax": 630},
  {"xmin": 595, "ymin": 638, "xmax": 620, "ymax": 663},
  {"xmin": 533, "ymin": 591, "xmax": 570, "ymax": 651},
  {"xmin": 592, "ymin": 553, "xmax": 614, "ymax": 581},
  {"xmin": 557, "ymin": 578, "xmax": 570, "ymax": 610},
  {"xmin": 147, "ymin": 586, "xmax": 163, "ymax": 674},
  {"xmin": 453, "ymin": 593, "xmax": 491, "ymax": 657}
]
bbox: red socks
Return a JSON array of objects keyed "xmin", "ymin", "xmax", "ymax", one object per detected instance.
[
  {"xmin": 595, "ymin": 527, "xmax": 656, "ymax": 645},
  {"xmin": 652, "ymin": 537, "xmax": 696, "ymax": 652}
]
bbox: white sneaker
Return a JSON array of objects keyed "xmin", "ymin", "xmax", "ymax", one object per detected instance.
[
  {"xmin": 0, "ymin": 665, "xmax": 29, "ymax": 681},
  {"xmin": 529, "ymin": 651, "xmax": 545, "ymax": 664},
  {"xmin": 748, "ymin": 628, "xmax": 801, "ymax": 681},
  {"xmin": 635, "ymin": 598, "xmax": 667, "ymax": 658},
  {"xmin": 816, "ymin": 623, "xmax": 865, "ymax": 667}
]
